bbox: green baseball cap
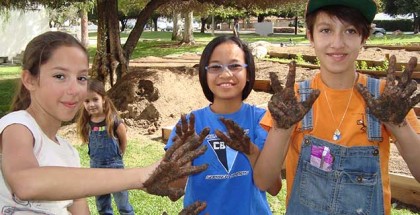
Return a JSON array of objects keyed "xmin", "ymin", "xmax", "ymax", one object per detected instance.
[{"xmin": 306, "ymin": 0, "xmax": 378, "ymax": 23}]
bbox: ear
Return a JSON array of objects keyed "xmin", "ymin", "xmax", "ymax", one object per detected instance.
[
  {"xmin": 21, "ymin": 70, "xmax": 37, "ymax": 91},
  {"xmin": 306, "ymin": 30, "xmax": 314, "ymax": 47}
]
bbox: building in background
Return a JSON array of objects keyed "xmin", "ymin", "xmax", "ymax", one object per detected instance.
[{"xmin": 0, "ymin": 6, "xmax": 49, "ymax": 64}]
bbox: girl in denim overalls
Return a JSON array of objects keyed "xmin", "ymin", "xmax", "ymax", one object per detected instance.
[
  {"xmin": 77, "ymin": 79, "xmax": 134, "ymax": 215},
  {"xmin": 253, "ymin": 1, "xmax": 420, "ymax": 215}
]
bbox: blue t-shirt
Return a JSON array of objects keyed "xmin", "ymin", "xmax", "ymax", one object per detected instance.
[{"xmin": 165, "ymin": 103, "xmax": 271, "ymax": 215}]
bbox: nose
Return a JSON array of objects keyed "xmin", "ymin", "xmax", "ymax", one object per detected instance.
[
  {"xmin": 218, "ymin": 66, "xmax": 234, "ymax": 77},
  {"xmin": 86, "ymin": 100, "xmax": 94, "ymax": 107},
  {"xmin": 330, "ymin": 32, "xmax": 345, "ymax": 48},
  {"xmin": 66, "ymin": 78, "xmax": 82, "ymax": 95}
]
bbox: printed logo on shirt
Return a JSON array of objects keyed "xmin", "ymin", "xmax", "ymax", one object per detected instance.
[
  {"xmin": 208, "ymin": 138, "xmax": 228, "ymax": 170},
  {"xmin": 206, "ymin": 129, "xmax": 250, "ymax": 172},
  {"xmin": 92, "ymin": 126, "xmax": 106, "ymax": 131}
]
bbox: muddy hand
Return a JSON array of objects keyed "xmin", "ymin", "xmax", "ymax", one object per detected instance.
[
  {"xmin": 144, "ymin": 113, "xmax": 209, "ymax": 201},
  {"xmin": 356, "ymin": 56, "xmax": 420, "ymax": 125},
  {"xmin": 179, "ymin": 201, "xmax": 207, "ymax": 215},
  {"xmin": 268, "ymin": 61, "xmax": 320, "ymax": 129},
  {"xmin": 215, "ymin": 117, "xmax": 253, "ymax": 155}
]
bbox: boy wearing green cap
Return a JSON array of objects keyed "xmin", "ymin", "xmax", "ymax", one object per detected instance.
[{"xmin": 252, "ymin": 0, "xmax": 420, "ymax": 214}]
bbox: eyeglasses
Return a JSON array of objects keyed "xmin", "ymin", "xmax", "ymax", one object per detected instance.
[{"xmin": 205, "ymin": 63, "xmax": 248, "ymax": 74}]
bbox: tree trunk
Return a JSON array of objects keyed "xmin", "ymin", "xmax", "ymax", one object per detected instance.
[
  {"xmin": 171, "ymin": 12, "xmax": 182, "ymax": 41},
  {"xmin": 91, "ymin": 0, "xmax": 124, "ymax": 87},
  {"xmin": 152, "ymin": 16, "xmax": 158, "ymax": 31},
  {"xmin": 233, "ymin": 18, "xmax": 239, "ymax": 37},
  {"xmin": 414, "ymin": 13, "xmax": 419, "ymax": 34},
  {"xmin": 258, "ymin": 14, "xmax": 265, "ymax": 22},
  {"xmin": 80, "ymin": 8, "xmax": 89, "ymax": 48},
  {"xmin": 294, "ymin": 16, "xmax": 298, "ymax": 35},
  {"xmin": 91, "ymin": 0, "xmax": 167, "ymax": 87},
  {"xmin": 211, "ymin": 14, "xmax": 215, "ymax": 36},
  {"xmin": 200, "ymin": 17, "xmax": 207, "ymax": 33},
  {"xmin": 120, "ymin": 18, "xmax": 127, "ymax": 32},
  {"xmin": 181, "ymin": 11, "xmax": 195, "ymax": 44},
  {"xmin": 124, "ymin": 0, "xmax": 168, "ymax": 60}
]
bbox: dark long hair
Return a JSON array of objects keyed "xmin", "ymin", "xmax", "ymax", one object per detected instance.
[
  {"xmin": 10, "ymin": 31, "xmax": 88, "ymax": 111},
  {"xmin": 198, "ymin": 35, "xmax": 255, "ymax": 102}
]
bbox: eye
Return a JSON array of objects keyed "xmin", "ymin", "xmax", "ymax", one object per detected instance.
[
  {"xmin": 320, "ymin": 28, "xmax": 330, "ymax": 33},
  {"xmin": 78, "ymin": 75, "xmax": 89, "ymax": 82},
  {"xmin": 208, "ymin": 64, "xmax": 223, "ymax": 70},
  {"xmin": 346, "ymin": 28, "xmax": 358, "ymax": 34},
  {"xmin": 53, "ymin": 74, "xmax": 65, "ymax": 80},
  {"xmin": 227, "ymin": 63, "xmax": 244, "ymax": 71}
]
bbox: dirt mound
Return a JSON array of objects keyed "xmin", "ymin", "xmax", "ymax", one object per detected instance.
[{"xmin": 107, "ymin": 67, "xmax": 208, "ymax": 135}]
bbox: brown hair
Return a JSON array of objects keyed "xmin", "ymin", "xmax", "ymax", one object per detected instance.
[
  {"xmin": 77, "ymin": 79, "xmax": 121, "ymax": 144},
  {"xmin": 305, "ymin": 5, "xmax": 371, "ymax": 42},
  {"xmin": 10, "ymin": 31, "xmax": 88, "ymax": 111}
]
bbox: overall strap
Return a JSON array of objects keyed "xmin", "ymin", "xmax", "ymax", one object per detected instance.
[
  {"xmin": 366, "ymin": 76, "xmax": 383, "ymax": 142},
  {"xmin": 298, "ymin": 79, "xmax": 314, "ymax": 131}
]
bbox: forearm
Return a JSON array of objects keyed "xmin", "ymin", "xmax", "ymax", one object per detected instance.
[
  {"xmin": 120, "ymin": 141, "xmax": 127, "ymax": 154},
  {"xmin": 266, "ymin": 174, "xmax": 282, "ymax": 196},
  {"xmin": 8, "ymin": 165, "xmax": 155, "ymax": 201},
  {"xmin": 253, "ymin": 127, "xmax": 293, "ymax": 191},
  {"xmin": 386, "ymin": 122, "xmax": 420, "ymax": 181},
  {"xmin": 246, "ymin": 143, "xmax": 260, "ymax": 168},
  {"xmin": 68, "ymin": 198, "xmax": 90, "ymax": 215}
]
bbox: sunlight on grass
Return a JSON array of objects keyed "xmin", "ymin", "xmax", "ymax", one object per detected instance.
[{"xmin": 0, "ymin": 66, "xmax": 21, "ymax": 79}]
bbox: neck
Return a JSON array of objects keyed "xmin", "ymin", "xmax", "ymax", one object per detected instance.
[
  {"xmin": 321, "ymin": 71, "xmax": 358, "ymax": 89},
  {"xmin": 90, "ymin": 114, "xmax": 106, "ymax": 123},
  {"xmin": 26, "ymin": 106, "xmax": 61, "ymax": 142},
  {"xmin": 210, "ymin": 98, "xmax": 242, "ymax": 114}
]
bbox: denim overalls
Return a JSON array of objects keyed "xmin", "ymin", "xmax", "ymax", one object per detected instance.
[
  {"xmin": 286, "ymin": 77, "xmax": 384, "ymax": 215},
  {"xmin": 89, "ymin": 120, "xmax": 134, "ymax": 215}
]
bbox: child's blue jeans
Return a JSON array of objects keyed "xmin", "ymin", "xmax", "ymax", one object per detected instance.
[{"xmin": 91, "ymin": 159, "xmax": 134, "ymax": 215}]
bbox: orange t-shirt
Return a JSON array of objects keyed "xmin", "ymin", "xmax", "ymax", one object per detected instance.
[{"xmin": 260, "ymin": 72, "xmax": 420, "ymax": 215}]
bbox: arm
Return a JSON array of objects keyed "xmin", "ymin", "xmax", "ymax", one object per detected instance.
[
  {"xmin": 215, "ymin": 118, "xmax": 283, "ymax": 195},
  {"xmin": 253, "ymin": 126, "xmax": 293, "ymax": 192},
  {"xmin": 356, "ymin": 56, "xmax": 420, "ymax": 181},
  {"xmin": 253, "ymin": 62, "xmax": 319, "ymax": 192},
  {"xmin": 67, "ymin": 198, "xmax": 90, "ymax": 215},
  {"xmin": 2, "ymin": 123, "xmax": 207, "ymax": 201},
  {"xmin": 116, "ymin": 122, "xmax": 128, "ymax": 155},
  {"xmin": 385, "ymin": 121, "xmax": 420, "ymax": 181},
  {"xmin": 1, "ymin": 124, "xmax": 155, "ymax": 200}
]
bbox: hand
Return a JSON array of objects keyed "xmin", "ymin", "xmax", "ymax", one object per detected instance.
[
  {"xmin": 215, "ymin": 117, "xmax": 253, "ymax": 155},
  {"xmin": 179, "ymin": 201, "xmax": 207, "ymax": 215},
  {"xmin": 144, "ymin": 113, "xmax": 209, "ymax": 201},
  {"xmin": 268, "ymin": 61, "xmax": 320, "ymax": 129},
  {"xmin": 356, "ymin": 56, "xmax": 420, "ymax": 125}
]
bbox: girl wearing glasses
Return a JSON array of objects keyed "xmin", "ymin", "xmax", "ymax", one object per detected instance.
[{"xmin": 164, "ymin": 35, "xmax": 281, "ymax": 214}]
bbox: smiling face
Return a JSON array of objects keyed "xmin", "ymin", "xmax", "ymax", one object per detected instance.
[
  {"xmin": 83, "ymin": 91, "xmax": 105, "ymax": 117},
  {"xmin": 28, "ymin": 46, "xmax": 88, "ymax": 123},
  {"xmin": 206, "ymin": 41, "xmax": 248, "ymax": 103},
  {"xmin": 308, "ymin": 11, "xmax": 365, "ymax": 75}
]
